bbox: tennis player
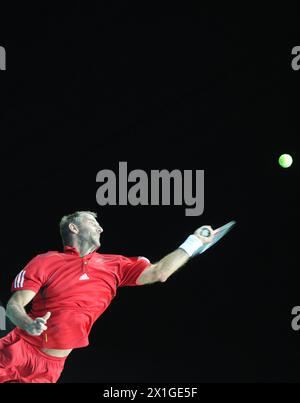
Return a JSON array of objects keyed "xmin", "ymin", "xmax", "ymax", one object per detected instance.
[{"xmin": 0, "ymin": 211, "xmax": 214, "ymax": 383}]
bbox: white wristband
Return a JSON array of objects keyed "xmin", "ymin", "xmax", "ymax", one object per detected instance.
[{"xmin": 179, "ymin": 234, "xmax": 203, "ymax": 257}]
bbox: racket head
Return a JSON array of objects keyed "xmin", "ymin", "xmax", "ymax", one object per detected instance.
[{"xmin": 195, "ymin": 220, "xmax": 236, "ymax": 255}]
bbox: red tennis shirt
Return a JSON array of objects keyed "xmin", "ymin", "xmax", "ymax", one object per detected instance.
[{"xmin": 11, "ymin": 246, "xmax": 151, "ymax": 349}]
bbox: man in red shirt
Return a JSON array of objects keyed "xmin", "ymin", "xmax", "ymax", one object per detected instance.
[{"xmin": 0, "ymin": 211, "xmax": 215, "ymax": 383}]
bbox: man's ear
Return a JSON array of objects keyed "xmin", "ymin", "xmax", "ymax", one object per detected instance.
[{"xmin": 69, "ymin": 222, "xmax": 79, "ymax": 235}]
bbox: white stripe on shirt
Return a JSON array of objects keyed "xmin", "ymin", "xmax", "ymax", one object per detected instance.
[
  {"xmin": 14, "ymin": 270, "xmax": 26, "ymax": 288},
  {"xmin": 20, "ymin": 270, "xmax": 26, "ymax": 288}
]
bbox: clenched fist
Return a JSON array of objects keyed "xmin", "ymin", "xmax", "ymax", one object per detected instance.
[
  {"xmin": 194, "ymin": 225, "xmax": 215, "ymax": 244},
  {"xmin": 25, "ymin": 312, "xmax": 51, "ymax": 336}
]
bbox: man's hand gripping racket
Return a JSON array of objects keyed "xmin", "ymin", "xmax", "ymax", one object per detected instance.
[
  {"xmin": 194, "ymin": 221, "xmax": 236, "ymax": 255},
  {"xmin": 179, "ymin": 221, "xmax": 236, "ymax": 257}
]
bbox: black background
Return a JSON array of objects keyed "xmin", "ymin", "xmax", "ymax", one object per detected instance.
[{"xmin": 0, "ymin": 4, "xmax": 299, "ymax": 383}]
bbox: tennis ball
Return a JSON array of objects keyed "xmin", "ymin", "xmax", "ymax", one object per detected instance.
[{"xmin": 278, "ymin": 154, "xmax": 293, "ymax": 168}]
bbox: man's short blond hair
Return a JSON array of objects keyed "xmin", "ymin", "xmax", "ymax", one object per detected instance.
[{"xmin": 59, "ymin": 211, "xmax": 97, "ymax": 245}]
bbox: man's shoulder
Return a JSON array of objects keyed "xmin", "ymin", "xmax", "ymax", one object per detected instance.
[
  {"xmin": 93, "ymin": 252, "xmax": 122, "ymax": 262},
  {"xmin": 94, "ymin": 253, "xmax": 150, "ymax": 264},
  {"xmin": 34, "ymin": 250, "xmax": 65, "ymax": 261},
  {"xmin": 20, "ymin": 251, "xmax": 65, "ymax": 275},
  {"xmin": 93, "ymin": 252, "xmax": 138, "ymax": 266}
]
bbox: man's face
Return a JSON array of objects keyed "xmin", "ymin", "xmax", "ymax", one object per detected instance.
[{"xmin": 76, "ymin": 214, "xmax": 103, "ymax": 248}]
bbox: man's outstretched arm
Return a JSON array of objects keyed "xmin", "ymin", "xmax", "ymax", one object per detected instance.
[{"xmin": 136, "ymin": 225, "xmax": 215, "ymax": 285}]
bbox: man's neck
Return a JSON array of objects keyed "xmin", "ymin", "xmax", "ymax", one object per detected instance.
[{"xmin": 69, "ymin": 241, "xmax": 96, "ymax": 257}]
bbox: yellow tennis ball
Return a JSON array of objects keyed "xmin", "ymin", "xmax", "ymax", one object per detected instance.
[{"xmin": 278, "ymin": 154, "xmax": 293, "ymax": 168}]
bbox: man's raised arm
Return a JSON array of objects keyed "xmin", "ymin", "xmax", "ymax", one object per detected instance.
[{"xmin": 136, "ymin": 225, "xmax": 215, "ymax": 285}]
